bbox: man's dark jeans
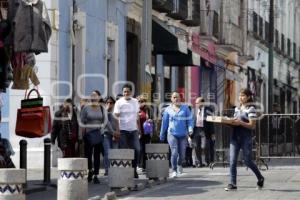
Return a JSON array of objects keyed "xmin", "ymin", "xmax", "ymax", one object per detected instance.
[{"xmin": 119, "ymin": 130, "xmax": 141, "ymax": 169}]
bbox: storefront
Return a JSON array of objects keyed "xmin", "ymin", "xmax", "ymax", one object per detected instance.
[
  {"xmin": 152, "ymin": 16, "xmax": 199, "ymax": 102},
  {"xmin": 191, "ymin": 33, "xmax": 218, "ymax": 103}
]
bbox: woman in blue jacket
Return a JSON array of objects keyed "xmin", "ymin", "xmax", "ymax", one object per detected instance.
[
  {"xmin": 160, "ymin": 92, "xmax": 194, "ymax": 178},
  {"xmin": 225, "ymin": 88, "xmax": 264, "ymax": 191}
]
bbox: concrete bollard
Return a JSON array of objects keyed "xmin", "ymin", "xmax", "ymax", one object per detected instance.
[
  {"xmin": 146, "ymin": 144, "xmax": 169, "ymax": 179},
  {"xmin": 108, "ymin": 149, "xmax": 134, "ymax": 188},
  {"xmin": 0, "ymin": 169, "xmax": 26, "ymax": 200},
  {"xmin": 57, "ymin": 158, "xmax": 88, "ymax": 200}
]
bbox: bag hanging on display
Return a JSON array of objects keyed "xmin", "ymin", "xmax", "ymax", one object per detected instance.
[
  {"xmin": 15, "ymin": 89, "xmax": 51, "ymax": 138},
  {"xmin": 21, "ymin": 88, "xmax": 43, "ymax": 108}
]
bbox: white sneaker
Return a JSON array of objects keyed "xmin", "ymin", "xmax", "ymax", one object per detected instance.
[
  {"xmin": 177, "ymin": 166, "xmax": 183, "ymax": 175},
  {"xmin": 171, "ymin": 171, "xmax": 177, "ymax": 178},
  {"xmin": 137, "ymin": 167, "xmax": 143, "ymax": 172}
]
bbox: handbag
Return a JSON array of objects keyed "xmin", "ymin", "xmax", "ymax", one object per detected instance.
[
  {"xmin": 85, "ymin": 129, "xmax": 102, "ymax": 146},
  {"xmin": 15, "ymin": 89, "xmax": 51, "ymax": 138},
  {"xmin": 21, "ymin": 89, "xmax": 43, "ymax": 108}
]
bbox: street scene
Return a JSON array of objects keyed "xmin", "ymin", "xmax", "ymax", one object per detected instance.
[{"xmin": 1, "ymin": 0, "xmax": 300, "ymax": 200}]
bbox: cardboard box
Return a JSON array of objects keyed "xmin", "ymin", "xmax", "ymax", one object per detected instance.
[{"xmin": 206, "ymin": 116, "xmax": 235, "ymax": 124}]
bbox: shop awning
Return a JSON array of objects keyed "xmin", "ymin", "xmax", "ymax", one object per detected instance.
[
  {"xmin": 163, "ymin": 49, "xmax": 200, "ymax": 66},
  {"xmin": 152, "ymin": 17, "xmax": 187, "ymax": 55}
]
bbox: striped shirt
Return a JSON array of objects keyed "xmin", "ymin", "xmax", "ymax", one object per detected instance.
[{"xmin": 233, "ymin": 106, "xmax": 256, "ymax": 135}]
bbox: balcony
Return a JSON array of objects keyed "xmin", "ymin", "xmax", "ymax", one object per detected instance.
[
  {"xmin": 219, "ymin": 22, "xmax": 243, "ymax": 53},
  {"xmin": 166, "ymin": 0, "xmax": 188, "ymax": 20},
  {"xmin": 181, "ymin": 0, "xmax": 200, "ymax": 26},
  {"xmin": 153, "ymin": 0, "xmax": 173, "ymax": 13}
]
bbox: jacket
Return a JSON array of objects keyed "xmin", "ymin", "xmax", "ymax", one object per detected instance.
[
  {"xmin": 13, "ymin": 0, "xmax": 52, "ymax": 53},
  {"xmin": 51, "ymin": 108, "xmax": 79, "ymax": 149},
  {"xmin": 160, "ymin": 104, "xmax": 194, "ymax": 141}
]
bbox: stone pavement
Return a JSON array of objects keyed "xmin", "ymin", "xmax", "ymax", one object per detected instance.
[
  {"xmin": 24, "ymin": 165, "xmax": 300, "ymax": 200},
  {"xmin": 119, "ymin": 166, "xmax": 300, "ymax": 200}
]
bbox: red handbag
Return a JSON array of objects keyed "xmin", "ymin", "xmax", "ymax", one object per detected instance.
[{"xmin": 15, "ymin": 89, "xmax": 51, "ymax": 138}]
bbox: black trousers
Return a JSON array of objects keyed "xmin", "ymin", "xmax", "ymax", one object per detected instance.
[{"xmin": 84, "ymin": 137, "xmax": 102, "ymax": 175}]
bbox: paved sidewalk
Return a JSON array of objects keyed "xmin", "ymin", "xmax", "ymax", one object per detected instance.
[
  {"xmin": 119, "ymin": 166, "xmax": 300, "ymax": 200},
  {"xmin": 24, "ymin": 165, "xmax": 300, "ymax": 200},
  {"xmin": 25, "ymin": 168, "xmax": 119, "ymax": 199}
]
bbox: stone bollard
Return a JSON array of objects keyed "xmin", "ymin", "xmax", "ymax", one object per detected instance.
[
  {"xmin": 108, "ymin": 149, "xmax": 134, "ymax": 189},
  {"xmin": 0, "ymin": 169, "xmax": 26, "ymax": 200},
  {"xmin": 57, "ymin": 158, "xmax": 88, "ymax": 200},
  {"xmin": 146, "ymin": 144, "xmax": 169, "ymax": 179}
]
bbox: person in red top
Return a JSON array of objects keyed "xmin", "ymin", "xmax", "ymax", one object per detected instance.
[{"xmin": 137, "ymin": 95, "xmax": 153, "ymax": 172}]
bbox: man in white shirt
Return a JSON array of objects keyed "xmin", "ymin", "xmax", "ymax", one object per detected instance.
[
  {"xmin": 192, "ymin": 97, "xmax": 214, "ymax": 167},
  {"xmin": 113, "ymin": 84, "xmax": 141, "ymax": 178}
]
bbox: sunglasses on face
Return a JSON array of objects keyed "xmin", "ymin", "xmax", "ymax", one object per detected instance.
[{"xmin": 106, "ymin": 101, "xmax": 114, "ymax": 104}]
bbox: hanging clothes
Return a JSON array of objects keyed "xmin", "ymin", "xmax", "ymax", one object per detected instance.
[
  {"xmin": 0, "ymin": 6, "xmax": 12, "ymax": 93},
  {"xmin": 12, "ymin": 64, "xmax": 40, "ymax": 89},
  {"xmin": 13, "ymin": 0, "xmax": 51, "ymax": 54}
]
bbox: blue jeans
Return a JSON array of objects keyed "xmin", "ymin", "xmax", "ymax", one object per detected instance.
[
  {"xmin": 167, "ymin": 133, "xmax": 187, "ymax": 172},
  {"xmin": 229, "ymin": 133, "xmax": 263, "ymax": 185},
  {"xmin": 119, "ymin": 130, "xmax": 141, "ymax": 169}
]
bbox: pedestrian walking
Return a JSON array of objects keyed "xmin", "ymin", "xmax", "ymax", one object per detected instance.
[
  {"xmin": 225, "ymin": 88, "xmax": 264, "ymax": 191},
  {"xmin": 160, "ymin": 91, "xmax": 194, "ymax": 178},
  {"xmin": 51, "ymin": 98, "xmax": 79, "ymax": 158},
  {"xmin": 137, "ymin": 95, "xmax": 153, "ymax": 172},
  {"xmin": 192, "ymin": 97, "xmax": 214, "ymax": 167},
  {"xmin": 102, "ymin": 96, "xmax": 119, "ymax": 176},
  {"xmin": 80, "ymin": 90, "xmax": 105, "ymax": 184},
  {"xmin": 113, "ymin": 84, "xmax": 141, "ymax": 178}
]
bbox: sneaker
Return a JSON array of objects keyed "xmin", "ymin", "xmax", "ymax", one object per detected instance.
[
  {"xmin": 171, "ymin": 171, "xmax": 177, "ymax": 178},
  {"xmin": 87, "ymin": 171, "xmax": 93, "ymax": 182},
  {"xmin": 225, "ymin": 184, "xmax": 237, "ymax": 191},
  {"xmin": 93, "ymin": 175, "xmax": 100, "ymax": 184},
  {"xmin": 177, "ymin": 166, "xmax": 183, "ymax": 175},
  {"xmin": 137, "ymin": 167, "xmax": 143, "ymax": 172},
  {"xmin": 257, "ymin": 177, "xmax": 265, "ymax": 188}
]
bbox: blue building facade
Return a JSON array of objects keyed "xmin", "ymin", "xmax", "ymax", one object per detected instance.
[{"xmin": 58, "ymin": 0, "xmax": 127, "ymax": 100}]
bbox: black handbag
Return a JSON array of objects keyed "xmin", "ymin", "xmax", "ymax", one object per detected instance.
[{"xmin": 85, "ymin": 129, "xmax": 102, "ymax": 146}]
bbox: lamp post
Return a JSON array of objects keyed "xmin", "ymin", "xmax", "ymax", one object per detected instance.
[
  {"xmin": 140, "ymin": 0, "xmax": 152, "ymax": 95},
  {"xmin": 268, "ymin": 0, "xmax": 274, "ymax": 113}
]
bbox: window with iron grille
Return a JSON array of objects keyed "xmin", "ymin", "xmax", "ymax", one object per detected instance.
[
  {"xmin": 299, "ymin": 47, "xmax": 300, "ymax": 62},
  {"xmin": 253, "ymin": 12, "xmax": 258, "ymax": 34},
  {"xmin": 153, "ymin": 0, "xmax": 173, "ymax": 12},
  {"xmin": 212, "ymin": 11, "xmax": 219, "ymax": 39},
  {"xmin": 0, "ymin": 0, "xmax": 8, "ymax": 9},
  {"xmin": 293, "ymin": 43, "xmax": 296, "ymax": 60},
  {"xmin": 281, "ymin": 34, "xmax": 285, "ymax": 53},
  {"xmin": 265, "ymin": 21, "xmax": 269, "ymax": 42},
  {"xmin": 287, "ymin": 39, "xmax": 291, "ymax": 57},
  {"xmin": 258, "ymin": 16, "xmax": 263, "ymax": 38},
  {"xmin": 170, "ymin": 0, "xmax": 188, "ymax": 19},
  {"xmin": 275, "ymin": 29, "xmax": 279, "ymax": 48}
]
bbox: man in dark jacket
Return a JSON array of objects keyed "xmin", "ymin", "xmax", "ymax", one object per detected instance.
[
  {"xmin": 192, "ymin": 97, "xmax": 215, "ymax": 167},
  {"xmin": 51, "ymin": 99, "xmax": 79, "ymax": 157}
]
